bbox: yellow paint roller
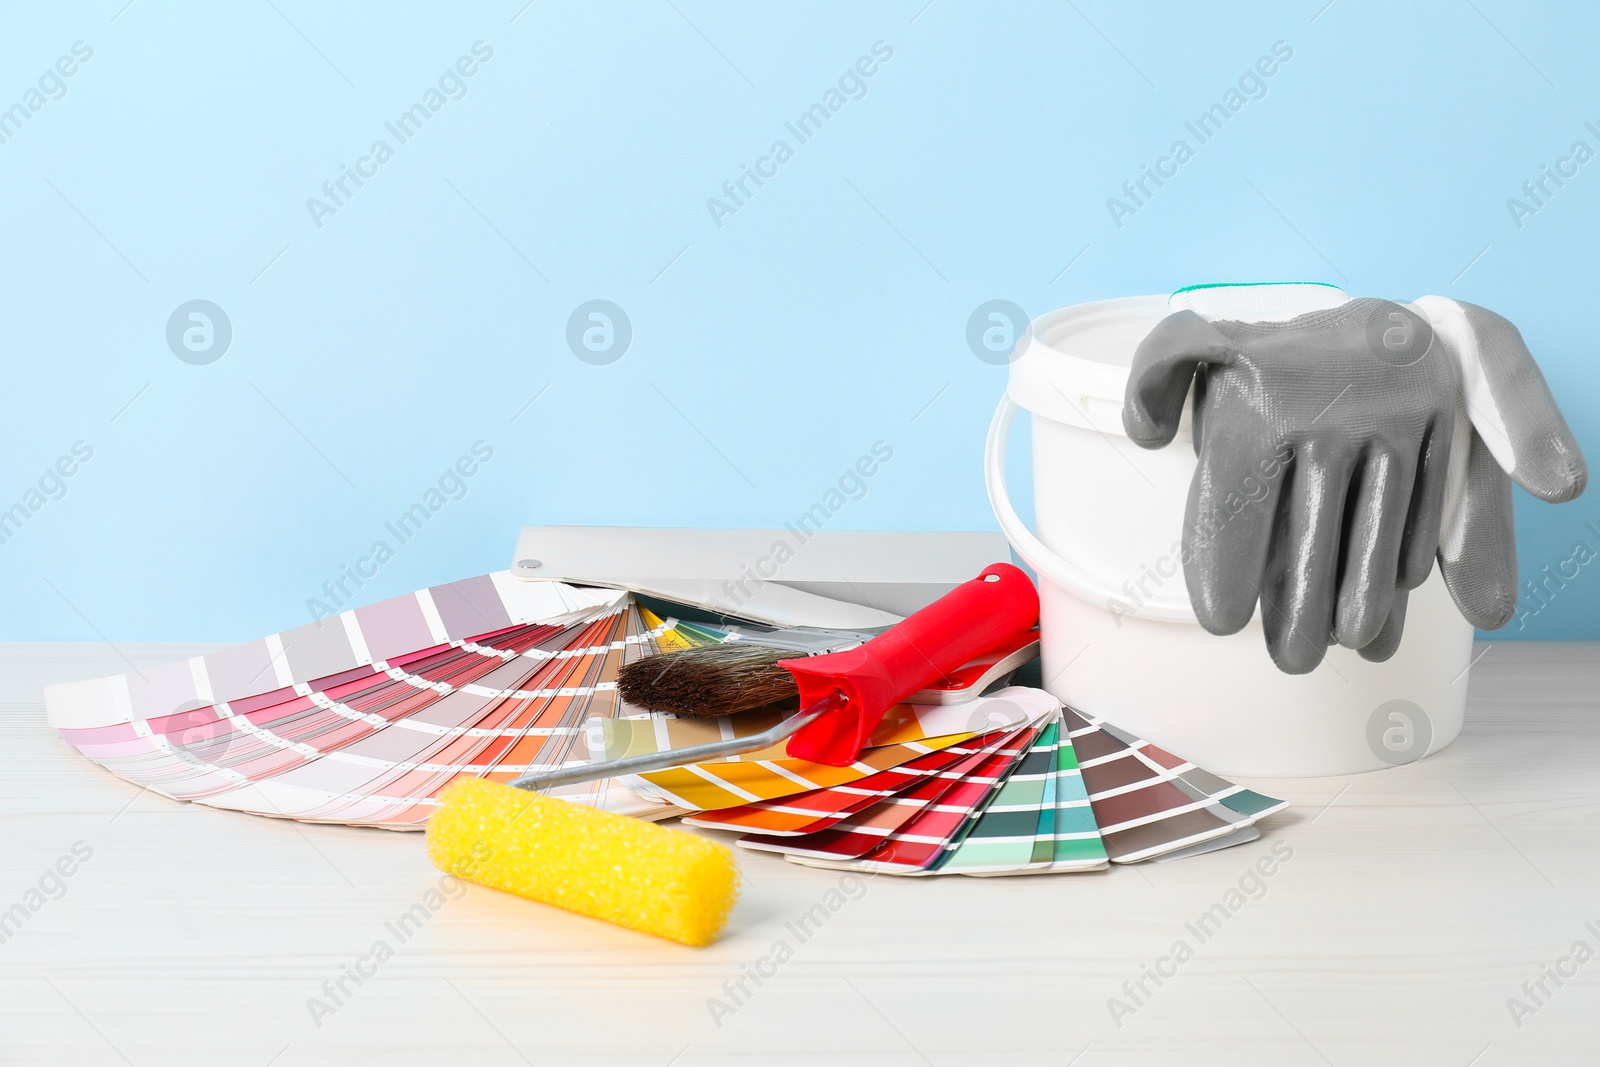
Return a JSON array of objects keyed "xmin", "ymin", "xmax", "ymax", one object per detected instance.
[
  {"xmin": 424, "ymin": 696, "xmax": 829, "ymax": 946},
  {"xmin": 426, "ymin": 778, "xmax": 739, "ymax": 947}
]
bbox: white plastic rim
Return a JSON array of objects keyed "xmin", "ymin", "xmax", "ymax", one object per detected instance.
[{"xmin": 984, "ymin": 394, "xmax": 1196, "ymax": 623}]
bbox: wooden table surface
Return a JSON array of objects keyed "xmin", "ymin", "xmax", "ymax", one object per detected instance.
[{"xmin": 3, "ymin": 642, "xmax": 1598, "ymax": 1066}]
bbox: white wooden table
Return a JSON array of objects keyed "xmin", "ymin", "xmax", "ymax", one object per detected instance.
[{"xmin": 4, "ymin": 642, "xmax": 1598, "ymax": 1066}]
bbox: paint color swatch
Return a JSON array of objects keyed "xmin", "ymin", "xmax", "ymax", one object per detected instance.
[
  {"xmin": 713, "ymin": 695, "xmax": 1284, "ymax": 876},
  {"xmin": 46, "ymin": 575, "xmax": 877, "ymax": 828},
  {"xmin": 738, "ymin": 725, "xmax": 1042, "ymax": 864},
  {"xmin": 773, "ymin": 726, "xmax": 1047, "ymax": 872},
  {"xmin": 683, "ymin": 728, "xmax": 1024, "ymax": 837},
  {"xmin": 932, "ymin": 721, "xmax": 1107, "ymax": 876},
  {"xmin": 624, "ymin": 689, "xmax": 1053, "ymax": 811},
  {"xmin": 1057, "ymin": 706, "xmax": 1288, "ymax": 862}
]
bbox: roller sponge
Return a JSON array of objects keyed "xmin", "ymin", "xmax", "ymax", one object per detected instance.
[{"xmin": 426, "ymin": 777, "xmax": 739, "ymax": 947}]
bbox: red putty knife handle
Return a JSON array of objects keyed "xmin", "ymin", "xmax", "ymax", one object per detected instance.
[{"xmin": 781, "ymin": 562, "xmax": 1040, "ymax": 766}]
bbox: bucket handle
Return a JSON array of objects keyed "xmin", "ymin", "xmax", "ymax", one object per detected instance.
[{"xmin": 984, "ymin": 395, "xmax": 1198, "ymax": 624}]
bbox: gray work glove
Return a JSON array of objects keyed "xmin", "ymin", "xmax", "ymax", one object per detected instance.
[{"xmin": 1123, "ymin": 293, "xmax": 1586, "ymax": 674}]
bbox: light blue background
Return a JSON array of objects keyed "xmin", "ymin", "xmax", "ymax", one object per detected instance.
[{"xmin": 3, "ymin": 0, "xmax": 1597, "ymax": 642}]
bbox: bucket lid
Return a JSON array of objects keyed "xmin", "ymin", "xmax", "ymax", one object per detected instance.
[
  {"xmin": 1007, "ymin": 295, "xmax": 1178, "ymax": 439},
  {"xmin": 1009, "ymin": 285, "xmax": 1350, "ymax": 439}
]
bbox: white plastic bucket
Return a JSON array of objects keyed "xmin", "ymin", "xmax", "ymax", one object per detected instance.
[{"xmin": 986, "ymin": 295, "xmax": 1475, "ymax": 777}]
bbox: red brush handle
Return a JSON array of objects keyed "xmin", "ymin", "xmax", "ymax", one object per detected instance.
[{"xmin": 782, "ymin": 562, "xmax": 1039, "ymax": 766}]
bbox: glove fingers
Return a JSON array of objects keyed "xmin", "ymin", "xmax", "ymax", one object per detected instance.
[
  {"xmin": 1261, "ymin": 445, "xmax": 1354, "ymax": 674},
  {"xmin": 1439, "ymin": 431, "xmax": 1519, "ymax": 629},
  {"xmin": 1182, "ymin": 430, "xmax": 1287, "ymax": 635},
  {"xmin": 1414, "ymin": 297, "xmax": 1588, "ymax": 502},
  {"xmin": 1123, "ymin": 311, "xmax": 1236, "ymax": 448},
  {"xmin": 1357, "ymin": 589, "xmax": 1410, "ymax": 662},
  {"xmin": 1397, "ymin": 411, "xmax": 1455, "ymax": 590},
  {"xmin": 1333, "ymin": 446, "xmax": 1410, "ymax": 649}
]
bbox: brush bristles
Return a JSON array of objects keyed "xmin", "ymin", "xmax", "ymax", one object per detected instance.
[{"xmin": 617, "ymin": 643, "xmax": 797, "ymax": 717}]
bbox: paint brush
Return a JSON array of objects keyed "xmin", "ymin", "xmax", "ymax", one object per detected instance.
[{"xmin": 613, "ymin": 562, "xmax": 1039, "ymax": 766}]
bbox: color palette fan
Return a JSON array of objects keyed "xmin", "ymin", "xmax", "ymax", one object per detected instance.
[
  {"xmin": 681, "ymin": 695, "xmax": 1288, "ymax": 874},
  {"xmin": 46, "ymin": 571, "xmax": 1286, "ymax": 868},
  {"xmin": 44, "ymin": 574, "xmax": 1000, "ymax": 829}
]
